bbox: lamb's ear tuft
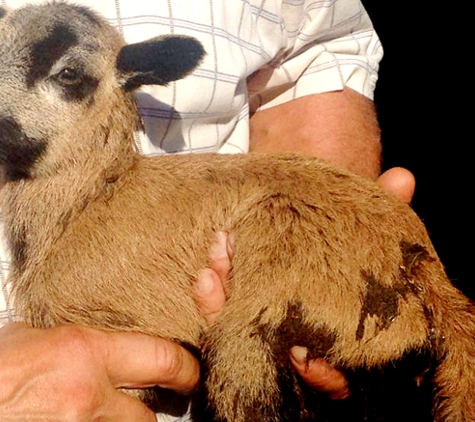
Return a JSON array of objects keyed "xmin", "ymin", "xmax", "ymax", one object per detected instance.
[{"xmin": 117, "ymin": 36, "xmax": 205, "ymax": 91}]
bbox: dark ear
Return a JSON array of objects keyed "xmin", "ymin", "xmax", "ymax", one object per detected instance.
[{"xmin": 117, "ymin": 36, "xmax": 205, "ymax": 91}]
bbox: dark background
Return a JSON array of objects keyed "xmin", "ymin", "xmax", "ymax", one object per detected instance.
[{"xmin": 361, "ymin": 3, "xmax": 471, "ymax": 299}]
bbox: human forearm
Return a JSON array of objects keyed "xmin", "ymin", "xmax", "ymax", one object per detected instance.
[
  {"xmin": 250, "ymin": 88, "xmax": 382, "ymax": 179},
  {"xmin": 250, "ymin": 88, "xmax": 416, "ymax": 202}
]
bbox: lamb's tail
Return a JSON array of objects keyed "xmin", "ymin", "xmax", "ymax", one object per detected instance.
[{"xmin": 430, "ymin": 286, "xmax": 475, "ymax": 422}]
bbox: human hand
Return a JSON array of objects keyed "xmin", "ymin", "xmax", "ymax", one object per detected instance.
[{"xmin": 0, "ymin": 323, "xmax": 199, "ymax": 421}]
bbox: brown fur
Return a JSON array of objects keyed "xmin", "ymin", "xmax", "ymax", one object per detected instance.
[{"xmin": 1, "ymin": 3, "xmax": 474, "ymax": 421}]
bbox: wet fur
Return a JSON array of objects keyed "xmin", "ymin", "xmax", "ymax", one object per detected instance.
[{"xmin": 0, "ymin": 3, "xmax": 474, "ymax": 421}]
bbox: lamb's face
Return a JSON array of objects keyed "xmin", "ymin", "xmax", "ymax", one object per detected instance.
[
  {"xmin": 0, "ymin": 3, "xmax": 125, "ymax": 180},
  {"xmin": 0, "ymin": 3, "xmax": 204, "ymax": 181}
]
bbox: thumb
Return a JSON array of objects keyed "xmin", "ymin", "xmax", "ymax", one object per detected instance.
[
  {"xmin": 378, "ymin": 167, "xmax": 415, "ymax": 204},
  {"xmin": 87, "ymin": 329, "xmax": 200, "ymax": 394}
]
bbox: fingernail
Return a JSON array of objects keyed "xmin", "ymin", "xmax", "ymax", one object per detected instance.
[
  {"xmin": 209, "ymin": 231, "xmax": 228, "ymax": 260},
  {"xmin": 290, "ymin": 346, "xmax": 308, "ymax": 365},
  {"xmin": 227, "ymin": 232, "xmax": 235, "ymax": 260}
]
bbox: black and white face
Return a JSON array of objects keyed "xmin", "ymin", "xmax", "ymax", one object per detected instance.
[{"xmin": 0, "ymin": 3, "xmax": 125, "ymax": 180}]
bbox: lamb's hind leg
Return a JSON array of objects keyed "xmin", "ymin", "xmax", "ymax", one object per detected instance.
[
  {"xmin": 189, "ymin": 240, "xmax": 451, "ymax": 421},
  {"xmin": 392, "ymin": 243, "xmax": 475, "ymax": 422},
  {"xmin": 428, "ymin": 280, "xmax": 475, "ymax": 422},
  {"xmin": 191, "ymin": 299, "xmax": 343, "ymax": 422}
]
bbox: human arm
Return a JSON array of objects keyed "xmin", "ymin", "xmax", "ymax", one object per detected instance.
[
  {"xmin": 250, "ymin": 88, "xmax": 381, "ymax": 179},
  {"xmin": 250, "ymin": 87, "xmax": 415, "ymax": 201}
]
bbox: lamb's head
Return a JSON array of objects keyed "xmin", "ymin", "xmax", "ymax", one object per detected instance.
[{"xmin": 0, "ymin": 3, "xmax": 204, "ymax": 181}]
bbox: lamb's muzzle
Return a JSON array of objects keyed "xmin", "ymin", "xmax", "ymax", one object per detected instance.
[{"xmin": 0, "ymin": 3, "xmax": 474, "ymax": 422}]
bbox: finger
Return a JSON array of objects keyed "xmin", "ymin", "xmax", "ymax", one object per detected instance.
[
  {"xmin": 195, "ymin": 268, "xmax": 227, "ymax": 325},
  {"xmin": 88, "ymin": 329, "xmax": 200, "ymax": 393},
  {"xmin": 194, "ymin": 231, "xmax": 234, "ymax": 325},
  {"xmin": 290, "ymin": 346, "xmax": 350, "ymax": 400},
  {"xmin": 378, "ymin": 167, "xmax": 415, "ymax": 204},
  {"xmin": 208, "ymin": 231, "xmax": 234, "ymax": 283}
]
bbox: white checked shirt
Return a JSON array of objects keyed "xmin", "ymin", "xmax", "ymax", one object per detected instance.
[{"xmin": 0, "ymin": 1, "xmax": 382, "ymax": 419}]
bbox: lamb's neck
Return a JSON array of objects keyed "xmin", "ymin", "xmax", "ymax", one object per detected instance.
[{"xmin": 2, "ymin": 138, "xmax": 137, "ymax": 275}]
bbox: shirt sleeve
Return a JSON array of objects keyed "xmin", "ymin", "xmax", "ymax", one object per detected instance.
[
  {"xmin": 248, "ymin": 0, "xmax": 383, "ymax": 112},
  {"xmin": 0, "ymin": 212, "xmax": 14, "ymax": 328},
  {"xmin": 156, "ymin": 410, "xmax": 192, "ymax": 422}
]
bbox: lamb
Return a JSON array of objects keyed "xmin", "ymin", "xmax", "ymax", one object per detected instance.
[{"xmin": 0, "ymin": 3, "xmax": 474, "ymax": 421}]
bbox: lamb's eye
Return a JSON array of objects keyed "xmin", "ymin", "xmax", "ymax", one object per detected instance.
[
  {"xmin": 52, "ymin": 67, "xmax": 99, "ymax": 102},
  {"xmin": 55, "ymin": 68, "xmax": 83, "ymax": 85}
]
